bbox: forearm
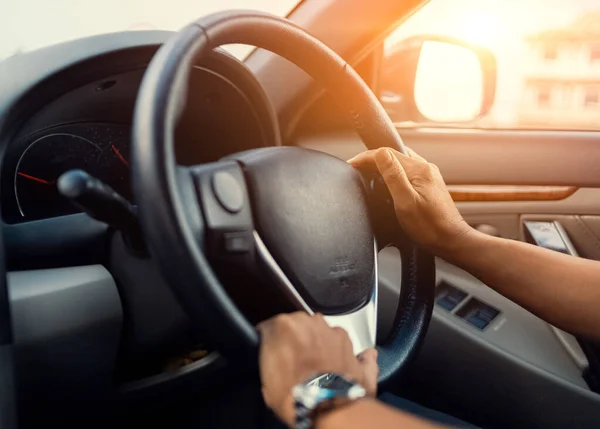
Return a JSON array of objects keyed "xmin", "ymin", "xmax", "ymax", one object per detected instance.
[
  {"xmin": 444, "ymin": 230, "xmax": 600, "ymax": 339},
  {"xmin": 316, "ymin": 399, "xmax": 446, "ymax": 429}
]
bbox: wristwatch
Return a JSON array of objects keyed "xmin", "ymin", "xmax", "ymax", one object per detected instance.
[{"xmin": 292, "ymin": 373, "xmax": 367, "ymax": 429}]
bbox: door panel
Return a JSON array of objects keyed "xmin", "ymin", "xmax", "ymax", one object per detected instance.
[
  {"xmin": 461, "ymin": 213, "xmax": 521, "ymax": 240},
  {"xmin": 461, "ymin": 213, "xmax": 600, "ymax": 260},
  {"xmin": 520, "ymin": 214, "xmax": 600, "ymax": 261},
  {"xmin": 299, "ymin": 128, "xmax": 600, "ymax": 428},
  {"xmin": 299, "ymin": 129, "xmax": 600, "ymax": 186}
]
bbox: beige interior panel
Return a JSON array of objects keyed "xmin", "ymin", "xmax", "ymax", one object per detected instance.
[
  {"xmin": 580, "ymin": 215, "xmax": 600, "ymax": 243},
  {"xmin": 461, "ymin": 213, "xmax": 521, "ymax": 240},
  {"xmin": 460, "ymin": 198, "xmax": 600, "ymax": 257},
  {"xmin": 520, "ymin": 214, "xmax": 600, "ymax": 261},
  {"xmin": 298, "ymin": 130, "xmax": 600, "ymax": 186},
  {"xmin": 461, "ymin": 213, "xmax": 600, "ymax": 257},
  {"xmin": 298, "ymin": 134, "xmax": 600, "ymax": 213},
  {"xmin": 456, "ymin": 188, "xmax": 600, "ymax": 216}
]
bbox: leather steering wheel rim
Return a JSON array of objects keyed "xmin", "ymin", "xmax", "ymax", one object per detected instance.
[{"xmin": 132, "ymin": 10, "xmax": 436, "ymax": 388}]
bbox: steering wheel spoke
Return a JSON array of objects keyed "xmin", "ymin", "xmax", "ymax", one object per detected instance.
[
  {"xmin": 255, "ymin": 230, "xmax": 378, "ymax": 354},
  {"xmin": 253, "ymin": 231, "xmax": 313, "ymax": 314},
  {"xmin": 187, "ymin": 161, "xmax": 257, "ymax": 267}
]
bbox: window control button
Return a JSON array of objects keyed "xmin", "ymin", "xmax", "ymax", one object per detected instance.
[
  {"xmin": 476, "ymin": 306, "xmax": 499, "ymax": 322},
  {"xmin": 467, "ymin": 315, "xmax": 490, "ymax": 330},
  {"xmin": 435, "ymin": 286, "xmax": 467, "ymax": 311},
  {"xmin": 456, "ymin": 298, "xmax": 500, "ymax": 330},
  {"xmin": 437, "ymin": 297, "xmax": 457, "ymax": 311},
  {"xmin": 446, "ymin": 289, "xmax": 467, "ymax": 304}
]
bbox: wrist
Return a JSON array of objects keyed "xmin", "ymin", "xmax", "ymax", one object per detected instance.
[
  {"xmin": 428, "ymin": 219, "xmax": 476, "ymax": 259},
  {"xmin": 314, "ymin": 398, "xmax": 378, "ymax": 429},
  {"xmin": 435, "ymin": 226, "xmax": 490, "ymax": 267},
  {"xmin": 313, "ymin": 398, "xmax": 367, "ymax": 429}
]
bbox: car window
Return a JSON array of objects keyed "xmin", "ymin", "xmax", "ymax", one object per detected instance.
[{"xmin": 382, "ymin": 0, "xmax": 600, "ymax": 130}]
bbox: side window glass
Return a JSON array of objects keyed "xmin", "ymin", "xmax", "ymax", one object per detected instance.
[{"xmin": 381, "ymin": 0, "xmax": 600, "ymax": 130}]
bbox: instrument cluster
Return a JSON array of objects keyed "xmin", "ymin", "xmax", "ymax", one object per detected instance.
[{"xmin": 3, "ymin": 123, "xmax": 131, "ymax": 222}]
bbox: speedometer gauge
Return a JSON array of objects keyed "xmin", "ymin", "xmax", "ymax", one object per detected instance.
[
  {"xmin": 1, "ymin": 123, "xmax": 132, "ymax": 223},
  {"xmin": 14, "ymin": 133, "xmax": 102, "ymax": 219}
]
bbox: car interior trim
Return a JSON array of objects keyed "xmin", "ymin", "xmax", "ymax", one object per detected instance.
[
  {"xmin": 3, "ymin": 213, "xmax": 108, "ymax": 271},
  {"xmin": 119, "ymin": 351, "xmax": 224, "ymax": 394},
  {"xmin": 8, "ymin": 265, "xmax": 122, "ymax": 423},
  {"xmin": 421, "ymin": 308, "xmax": 600, "ymax": 427},
  {"xmin": 447, "ymin": 185, "xmax": 579, "ymax": 202}
]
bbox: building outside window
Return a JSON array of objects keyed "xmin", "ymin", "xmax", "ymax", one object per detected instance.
[
  {"xmin": 590, "ymin": 44, "xmax": 600, "ymax": 63},
  {"xmin": 543, "ymin": 45, "xmax": 558, "ymax": 60},
  {"xmin": 584, "ymin": 87, "xmax": 600, "ymax": 107},
  {"xmin": 518, "ymin": 13, "xmax": 600, "ymax": 128},
  {"xmin": 537, "ymin": 87, "xmax": 552, "ymax": 107}
]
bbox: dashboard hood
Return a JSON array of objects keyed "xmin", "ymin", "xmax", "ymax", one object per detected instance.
[{"xmin": 0, "ymin": 31, "xmax": 175, "ymax": 124}]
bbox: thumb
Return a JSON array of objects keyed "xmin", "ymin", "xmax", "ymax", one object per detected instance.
[
  {"xmin": 374, "ymin": 148, "xmax": 415, "ymax": 204},
  {"xmin": 357, "ymin": 348, "xmax": 379, "ymax": 396}
]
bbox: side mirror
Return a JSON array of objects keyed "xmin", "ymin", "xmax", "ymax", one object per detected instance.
[{"xmin": 380, "ymin": 35, "xmax": 496, "ymax": 124}]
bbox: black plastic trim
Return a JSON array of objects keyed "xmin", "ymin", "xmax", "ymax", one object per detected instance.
[
  {"xmin": 3, "ymin": 214, "xmax": 108, "ymax": 271},
  {"xmin": 9, "ymin": 265, "xmax": 122, "ymax": 426}
]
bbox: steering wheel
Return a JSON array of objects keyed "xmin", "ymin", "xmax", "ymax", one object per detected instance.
[{"xmin": 132, "ymin": 10, "xmax": 435, "ymax": 388}]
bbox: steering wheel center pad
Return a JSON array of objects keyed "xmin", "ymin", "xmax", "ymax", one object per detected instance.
[{"xmin": 234, "ymin": 147, "xmax": 374, "ymax": 314}]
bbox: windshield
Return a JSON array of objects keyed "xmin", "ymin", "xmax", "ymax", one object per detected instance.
[{"xmin": 0, "ymin": 0, "xmax": 299, "ymax": 62}]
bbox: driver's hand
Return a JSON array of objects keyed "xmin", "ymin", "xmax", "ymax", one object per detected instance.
[
  {"xmin": 258, "ymin": 312, "xmax": 378, "ymax": 427},
  {"xmin": 348, "ymin": 147, "xmax": 472, "ymax": 258}
]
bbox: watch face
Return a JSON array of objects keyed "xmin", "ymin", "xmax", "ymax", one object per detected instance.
[
  {"xmin": 293, "ymin": 374, "xmax": 367, "ymax": 428},
  {"xmin": 310, "ymin": 374, "xmax": 354, "ymax": 390},
  {"xmin": 294, "ymin": 373, "xmax": 367, "ymax": 407}
]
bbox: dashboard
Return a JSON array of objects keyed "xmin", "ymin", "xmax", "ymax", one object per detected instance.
[
  {"xmin": 0, "ymin": 32, "xmax": 285, "ymax": 421},
  {"xmin": 0, "ymin": 42, "xmax": 279, "ymax": 223}
]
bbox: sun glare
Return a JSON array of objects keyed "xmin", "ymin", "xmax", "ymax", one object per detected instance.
[
  {"xmin": 453, "ymin": 10, "xmax": 505, "ymax": 48},
  {"xmin": 414, "ymin": 41, "xmax": 483, "ymax": 122}
]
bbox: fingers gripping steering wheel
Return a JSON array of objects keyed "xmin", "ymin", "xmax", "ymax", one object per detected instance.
[{"xmin": 132, "ymin": 11, "xmax": 436, "ymax": 388}]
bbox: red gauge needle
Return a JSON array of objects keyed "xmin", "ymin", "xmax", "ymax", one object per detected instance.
[
  {"xmin": 17, "ymin": 172, "xmax": 53, "ymax": 185},
  {"xmin": 111, "ymin": 144, "xmax": 129, "ymax": 167}
]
